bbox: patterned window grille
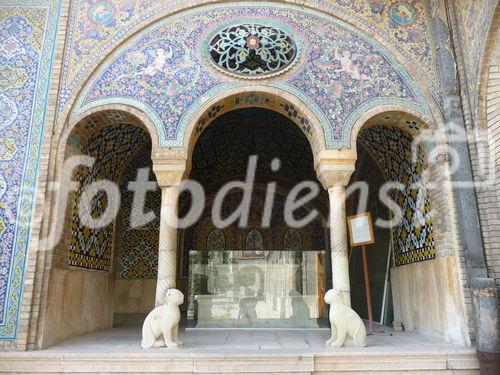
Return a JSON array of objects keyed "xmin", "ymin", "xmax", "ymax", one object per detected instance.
[
  {"xmin": 208, "ymin": 23, "xmax": 298, "ymax": 78},
  {"xmin": 207, "ymin": 229, "xmax": 226, "ymax": 251},
  {"xmin": 284, "ymin": 228, "xmax": 302, "ymax": 250}
]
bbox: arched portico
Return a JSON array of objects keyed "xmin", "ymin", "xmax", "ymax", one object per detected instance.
[
  {"xmin": 26, "ymin": 0, "xmax": 472, "ymax": 350},
  {"xmin": 350, "ymin": 109, "xmax": 470, "ymax": 343},
  {"xmin": 149, "ymin": 100, "xmax": 468, "ymax": 340},
  {"xmin": 151, "ymin": 88, "xmax": 358, "ymax": 310},
  {"xmin": 37, "ymin": 108, "xmax": 162, "ymax": 348},
  {"xmin": 3, "ymin": 0, "xmax": 497, "ymax": 369}
]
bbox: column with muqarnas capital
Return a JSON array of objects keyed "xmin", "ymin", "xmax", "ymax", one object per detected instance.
[
  {"xmin": 316, "ymin": 157, "xmax": 355, "ymax": 307},
  {"xmin": 153, "ymin": 165, "xmax": 185, "ymax": 307}
]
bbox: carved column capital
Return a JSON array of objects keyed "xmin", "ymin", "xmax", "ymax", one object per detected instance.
[
  {"xmin": 152, "ymin": 158, "xmax": 188, "ymax": 187},
  {"xmin": 314, "ymin": 149, "xmax": 356, "ymax": 189},
  {"xmin": 154, "ymin": 170, "xmax": 184, "ymax": 187},
  {"xmin": 315, "ymin": 162, "xmax": 355, "ymax": 190}
]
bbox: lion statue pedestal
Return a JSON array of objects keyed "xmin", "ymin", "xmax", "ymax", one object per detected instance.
[
  {"xmin": 325, "ymin": 289, "xmax": 367, "ymax": 347},
  {"xmin": 141, "ymin": 289, "xmax": 184, "ymax": 349}
]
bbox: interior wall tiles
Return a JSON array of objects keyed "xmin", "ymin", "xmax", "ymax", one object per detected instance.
[
  {"xmin": 0, "ymin": 0, "xmax": 60, "ymax": 340},
  {"xmin": 455, "ymin": 0, "xmax": 498, "ymax": 106},
  {"xmin": 207, "ymin": 229, "xmax": 226, "ymax": 251},
  {"xmin": 117, "ymin": 149, "xmax": 160, "ymax": 280},
  {"xmin": 183, "ymin": 189, "xmax": 326, "ymax": 253},
  {"xmin": 68, "ymin": 125, "xmax": 149, "ymax": 272},
  {"xmin": 58, "ymin": 1, "xmax": 438, "ymax": 117},
  {"xmin": 119, "ymin": 229, "xmax": 158, "ymax": 279},
  {"xmin": 76, "ymin": 3, "xmax": 430, "ymax": 149},
  {"xmin": 358, "ymin": 126, "xmax": 435, "ymax": 266}
]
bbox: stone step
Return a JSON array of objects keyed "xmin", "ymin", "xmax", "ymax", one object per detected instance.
[
  {"xmin": 0, "ymin": 350, "xmax": 479, "ymax": 374},
  {"xmin": 314, "ymin": 351, "xmax": 479, "ymax": 373}
]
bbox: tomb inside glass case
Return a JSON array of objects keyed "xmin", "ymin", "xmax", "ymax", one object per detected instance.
[{"xmin": 187, "ymin": 250, "xmax": 328, "ymax": 328}]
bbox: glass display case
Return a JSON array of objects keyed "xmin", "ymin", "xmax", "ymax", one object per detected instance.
[{"xmin": 187, "ymin": 250, "xmax": 328, "ymax": 328}]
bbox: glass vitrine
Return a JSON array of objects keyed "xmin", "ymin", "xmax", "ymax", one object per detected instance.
[{"xmin": 187, "ymin": 250, "xmax": 328, "ymax": 328}]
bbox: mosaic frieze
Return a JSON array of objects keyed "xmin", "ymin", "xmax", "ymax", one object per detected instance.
[
  {"xmin": 358, "ymin": 125, "xmax": 435, "ymax": 266},
  {"xmin": 311, "ymin": 1, "xmax": 436, "ymax": 87},
  {"xmin": 79, "ymin": 4, "xmax": 428, "ymax": 148},
  {"xmin": 59, "ymin": 1, "xmax": 438, "ymax": 115},
  {"xmin": 0, "ymin": 1, "xmax": 60, "ymax": 340}
]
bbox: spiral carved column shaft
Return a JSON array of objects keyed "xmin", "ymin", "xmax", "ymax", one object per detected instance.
[
  {"xmin": 155, "ymin": 186, "xmax": 179, "ymax": 306},
  {"xmin": 328, "ymin": 185, "xmax": 351, "ymax": 307}
]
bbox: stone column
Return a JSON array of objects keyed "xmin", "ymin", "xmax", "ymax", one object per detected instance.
[
  {"xmin": 327, "ymin": 185, "xmax": 351, "ymax": 306},
  {"xmin": 155, "ymin": 185, "xmax": 178, "ymax": 306},
  {"xmin": 316, "ymin": 155, "xmax": 355, "ymax": 307},
  {"xmin": 153, "ymin": 162, "xmax": 185, "ymax": 307}
]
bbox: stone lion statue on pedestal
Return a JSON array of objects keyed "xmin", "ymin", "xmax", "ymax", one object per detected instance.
[
  {"xmin": 325, "ymin": 289, "xmax": 367, "ymax": 347},
  {"xmin": 141, "ymin": 289, "xmax": 184, "ymax": 349}
]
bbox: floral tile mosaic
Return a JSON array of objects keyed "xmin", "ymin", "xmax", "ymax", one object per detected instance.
[
  {"xmin": 455, "ymin": 0, "xmax": 497, "ymax": 106},
  {"xmin": 77, "ymin": 3, "xmax": 430, "ymax": 149},
  {"xmin": 0, "ymin": 0, "xmax": 61, "ymax": 340},
  {"xmin": 58, "ymin": 1, "xmax": 439, "ymax": 116}
]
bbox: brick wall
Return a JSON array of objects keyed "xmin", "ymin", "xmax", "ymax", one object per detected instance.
[{"xmin": 476, "ymin": 7, "xmax": 500, "ymax": 322}]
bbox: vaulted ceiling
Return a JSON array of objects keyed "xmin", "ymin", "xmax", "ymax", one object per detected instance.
[{"xmin": 190, "ymin": 108, "xmax": 319, "ymax": 189}]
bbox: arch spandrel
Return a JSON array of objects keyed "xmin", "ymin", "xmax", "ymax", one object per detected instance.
[
  {"xmin": 74, "ymin": 3, "xmax": 432, "ymax": 152},
  {"xmin": 59, "ymin": 1, "xmax": 440, "ymax": 121}
]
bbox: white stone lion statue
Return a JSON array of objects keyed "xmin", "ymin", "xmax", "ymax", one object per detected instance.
[
  {"xmin": 141, "ymin": 288, "xmax": 184, "ymax": 349},
  {"xmin": 324, "ymin": 289, "xmax": 367, "ymax": 347}
]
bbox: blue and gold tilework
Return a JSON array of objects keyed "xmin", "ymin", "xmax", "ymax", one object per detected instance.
[{"xmin": 359, "ymin": 125, "xmax": 435, "ymax": 266}]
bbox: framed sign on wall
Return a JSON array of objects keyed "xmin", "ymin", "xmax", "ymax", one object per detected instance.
[
  {"xmin": 347, "ymin": 211, "xmax": 375, "ymax": 334},
  {"xmin": 347, "ymin": 212, "xmax": 375, "ymax": 247}
]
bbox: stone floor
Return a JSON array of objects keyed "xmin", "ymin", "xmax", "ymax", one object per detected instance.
[
  {"xmin": 0, "ymin": 318, "xmax": 480, "ymax": 374},
  {"xmin": 43, "ymin": 319, "xmax": 467, "ymax": 354}
]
